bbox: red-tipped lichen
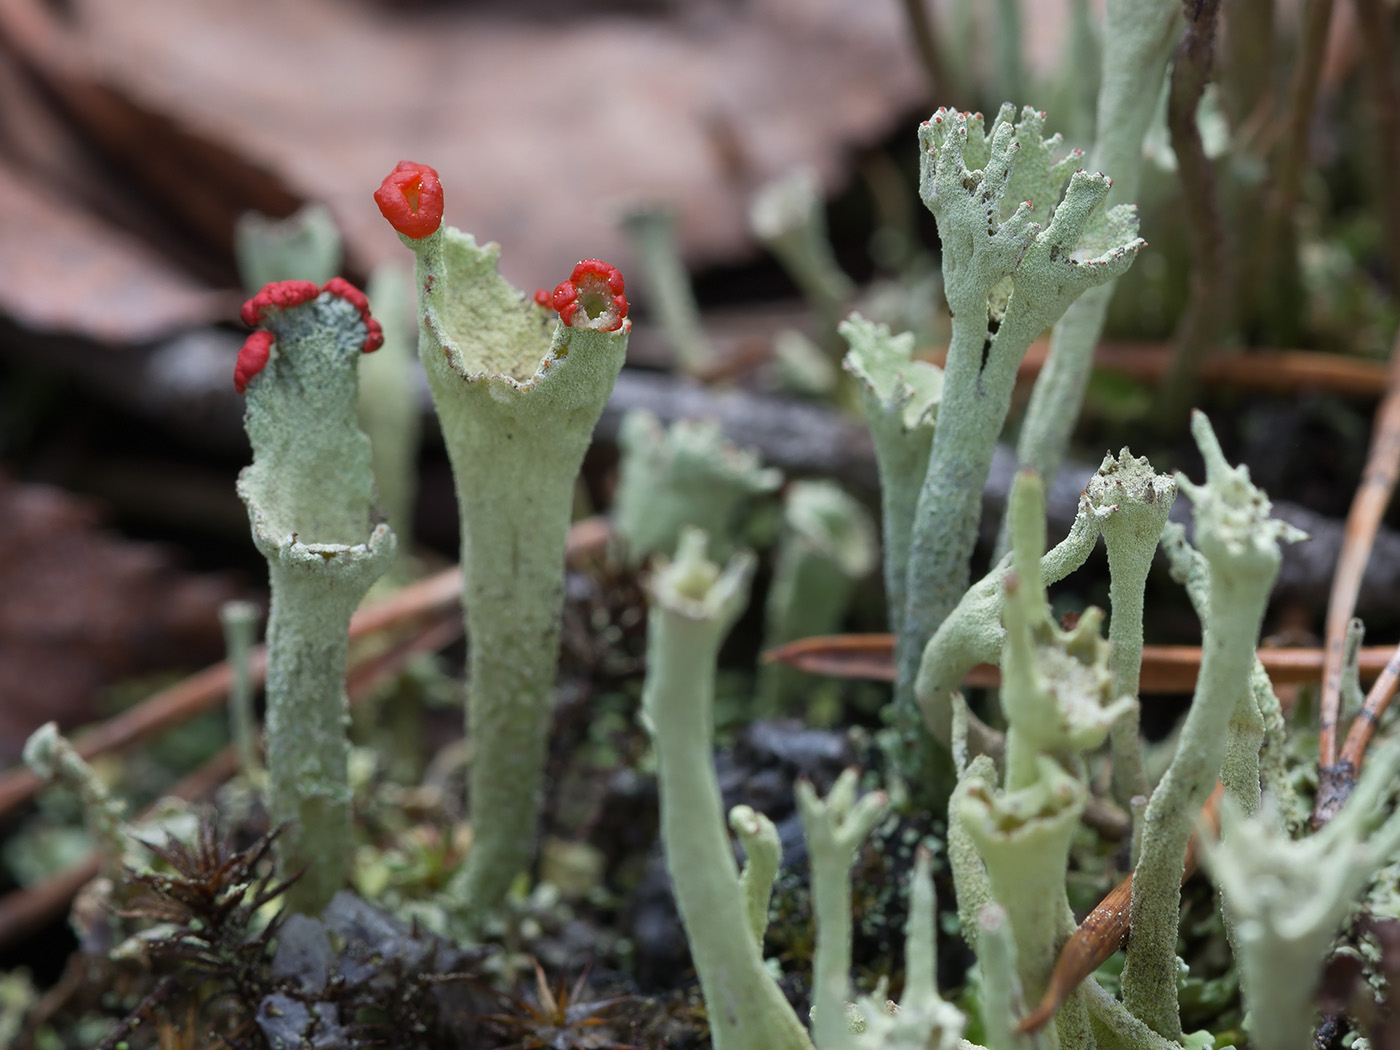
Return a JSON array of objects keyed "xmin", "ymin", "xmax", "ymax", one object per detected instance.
[
  {"xmin": 549, "ymin": 259, "xmax": 628, "ymax": 331},
  {"xmin": 235, "ymin": 330, "xmax": 274, "ymax": 394},
  {"xmin": 374, "ymin": 161, "xmax": 444, "ymax": 239},
  {"xmin": 240, "ymin": 280, "xmax": 321, "ymax": 328},
  {"xmin": 322, "ymin": 277, "xmax": 384, "ymax": 353},
  {"xmin": 533, "ymin": 288, "xmax": 552, "ymax": 308}
]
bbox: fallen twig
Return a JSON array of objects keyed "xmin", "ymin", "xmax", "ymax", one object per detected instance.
[
  {"xmin": 0, "ymin": 517, "xmax": 611, "ymax": 821},
  {"xmin": 1315, "ymin": 330, "xmax": 1400, "ymax": 826},
  {"xmin": 0, "ymin": 605, "xmax": 466, "ymax": 951}
]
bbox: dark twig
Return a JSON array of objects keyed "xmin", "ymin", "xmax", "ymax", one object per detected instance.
[
  {"xmin": 1161, "ymin": 0, "xmax": 1229, "ymax": 421},
  {"xmin": 1314, "ymin": 330, "xmax": 1400, "ymax": 827},
  {"xmin": 93, "ymin": 976, "xmax": 180, "ymax": 1050},
  {"xmin": 1351, "ymin": 0, "xmax": 1400, "ymax": 299},
  {"xmin": 1246, "ymin": 0, "xmax": 1334, "ymax": 335},
  {"xmin": 0, "ymin": 519, "xmax": 610, "ymax": 821},
  {"xmin": 897, "ymin": 0, "xmax": 949, "ymax": 109}
]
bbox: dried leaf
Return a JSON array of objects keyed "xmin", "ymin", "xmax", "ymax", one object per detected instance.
[{"xmin": 0, "ymin": 475, "xmax": 238, "ymax": 759}]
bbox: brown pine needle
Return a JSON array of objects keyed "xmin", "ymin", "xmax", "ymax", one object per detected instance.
[
  {"xmin": 0, "ymin": 516, "xmax": 612, "ymax": 822},
  {"xmin": 923, "ymin": 341, "xmax": 1392, "ymax": 399},
  {"xmin": 1017, "ymin": 784, "xmax": 1226, "ymax": 1034},
  {"xmin": 764, "ymin": 633, "xmax": 1400, "ymax": 693}
]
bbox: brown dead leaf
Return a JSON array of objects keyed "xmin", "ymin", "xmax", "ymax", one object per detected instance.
[
  {"xmin": 57, "ymin": 0, "xmax": 925, "ymax": 289},
  {"xmin": 0, "ymin": 474, "xmax": 239, "ymax": 761},
  {"xmin": 0, "ymin": 156, "xmax": 229, "ymax": 342}
]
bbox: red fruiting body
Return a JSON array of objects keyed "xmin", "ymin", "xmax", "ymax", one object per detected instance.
[
  {"xmin": 374, "ymin": 161, "xmax": 444, "ymax": 239},
  {"xmin": 234, "ymin": 330, "xmax": 274, "ymax": 393},
  {"xmin": 533, "ymin": 288, "xmax": 552, "ymax": 308},
  {"xmin": 551, "ymin": 259, "xmax": 628, "ymax": 332},
  {"xmin": 322, "ymin": 276, "xmax": 384, "ymax": 353},
  {"xmin": 551, "ymin": 280, "xmax": 577, "ymax": 322},
  {"xmin": 240, "ymin": 280, "xmax": 320, "ymax": 328}
]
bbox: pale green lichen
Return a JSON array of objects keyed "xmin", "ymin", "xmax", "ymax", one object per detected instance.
[
  {"xmin": 1011, "ymin": 0, "xmax": 1183, "ymax": 499},
  {"xmin": 959, "ymin": 757, "xmax": 1087, "ymax": 1042},
  {"xmin": 840, "ymin": 314, "xmax": 942, "ymax": 641},
  {"xmin": 612, "ymin": 409, "xmax": 782, "ymax": 566},
  {"xmin": 896, "ymin": 104, "xmax": 1143, "ymax": 750},
  {"xmin": 1121, "ymin": 411, "xmax": 1304, "ymax": 1039},
  {"xmin": 23, "ymin": 722, "xmax": 127, "ymax": 881},
  {"xmin": 1202, "ymin": 741, "xmax": 1400, "ymax": 1050},
  {"xmin": 751, "ymin": 167, "xmax": 856, "ymax": 328},
  {"xmin": 1085, "ymin": 448, "xmax": 1177, "ymax": 812},
  {"xmin": 218, "ymin": 599, "xmax": 262, "ymax": 781},
  {"xmin": 238, "ymin": 285, "xmax": 397, "ymax": 913},
  {"xmin": 640, "ymin": 530, "xmax": 812, "ymax": 1050},
  {"xmin": 822, "ymin": 847, "xmax": 967, "ymax": 1050},
  {"xmin": 914, "ymin": 489, "xmax": 1104, "ymax": 750},
  {"xmin": 730, "ymin": 804, "xmax": 782, "ymax": 951},
  {"xmin": 394, "ymin": 222, "xmax": 627, "ymax": 930},
  {"xmin": 234, "ymin": 203, "xmax": 342, "ymax": 292},
  {"xmin": 1000, "ymin": 471, "xmax": 1134, "ymax": 791},
  {"xmin": 797, "ymin": 769, "xmax": 889, "ymax": 1049},
  {"xmin": 760, "ymin": 480, "xmax": 878, "ymax": 714},
  {"xmin": 618, "ymin": 201, "xmax": 717, "ymax": 376}
]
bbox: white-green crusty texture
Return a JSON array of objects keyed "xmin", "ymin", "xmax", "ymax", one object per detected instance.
[
  {"xmin": 1202, "ymin": 742, "xmax": 1400, "ymax": 1050},
  {"xmin": 999, "ymin": 471, "xmax": 1134, "ymax": 792},
  {"xmin": 1011, "ymin": 0, "xmax": 1184, "ymax": 506},
  {"xmin": 797, "ymin": 770, "xmax": 889, "ymax": 1049},
  {"xmin": 895, "ymin": 105, "xmax": 1143, "ymax": 754},
  {"xmin": 1121, "ymin": 411, "xmax": 1304, "ymax": 1040},
  {"xmin": 1085, "ymin": 449, "xmax": 1177, "ymax": 813},
  {"xmin": 402, "ymin": 225, "xmax": 627, "ymax": 930},
  {"xmin": 641, "ymin": 530, "xmax": 813, "ymax": 1050},
  {"xmin": 840, "ymin": 314, "xmax": 942, "ymax": 641},
  {"xmin": 612, "ymin": 408, "xmax": 781, "ymax": 566},
  {"xmin": 914, "ymin": 488, "xmax": 1103, "ymax": 750},
  {"xmin": 238, "ymin": 289, "xmax": 397, "ymax": 914}
]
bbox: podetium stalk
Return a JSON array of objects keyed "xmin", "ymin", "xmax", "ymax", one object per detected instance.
[
  {"xmin": 641, "ymin": 530, "xmax": 812, "ymax": 1050},
  {"xmin": 376, "ymin": 162, "xmax": 628, "ymax": 929},
  {"xmin": 235, "ymin": 277, "xmax": 396, "ymax": 912},
  {"xmin": 1120, "ymin": 412, "xmax": 1303, "ymax": 1039},
  {"xmin": 896, "ymin": 106, "xmax": 1143, "ymax": 779}
]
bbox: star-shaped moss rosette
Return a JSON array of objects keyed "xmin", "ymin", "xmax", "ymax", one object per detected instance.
[
  {"xmin": 896, "ymin": 106, "xmax": 1144, "ymax": 746},
  {"xmin": 375, "ymin": 161, "xmax": 628, "ymax": 929},
  {"xmin": 235, "ymin": 277, "xmax": 396, "ymax": 913}
]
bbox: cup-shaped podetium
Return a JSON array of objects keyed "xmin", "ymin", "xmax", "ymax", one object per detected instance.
[
  {"xmin": 235, "ymin": 277, "xmax": 397, "ymax": 913},
  {"xmin": 376, "ymin": 161, "xmax": 629, "ymax": 928}
]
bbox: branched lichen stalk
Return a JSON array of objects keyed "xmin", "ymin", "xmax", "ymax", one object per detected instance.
[
  {"xmin": 798, "ymin": 770, "xmax": 889, "ymax": 1049},
  {"xmin": 1121, "ymin": 412, "xmax": 1302, "ymax": 1038},
  {"xmin": 642, "ymin": 531, "xmax": 813, "ymax": 1050},
  {"xmin": 840, "ymin": 315, "xmax": 942, "ymax": 642},
  {"xmin": 1011, "ymin": 0, "xmax": 1183, "ymax": 498},
  {"xmin": 1086, "ymin": 450, "xmax": 1176, "ymax": 811},
  {"xmin": 897, "ymin": 107, "xmax": 1141, "ymax": 738}
]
